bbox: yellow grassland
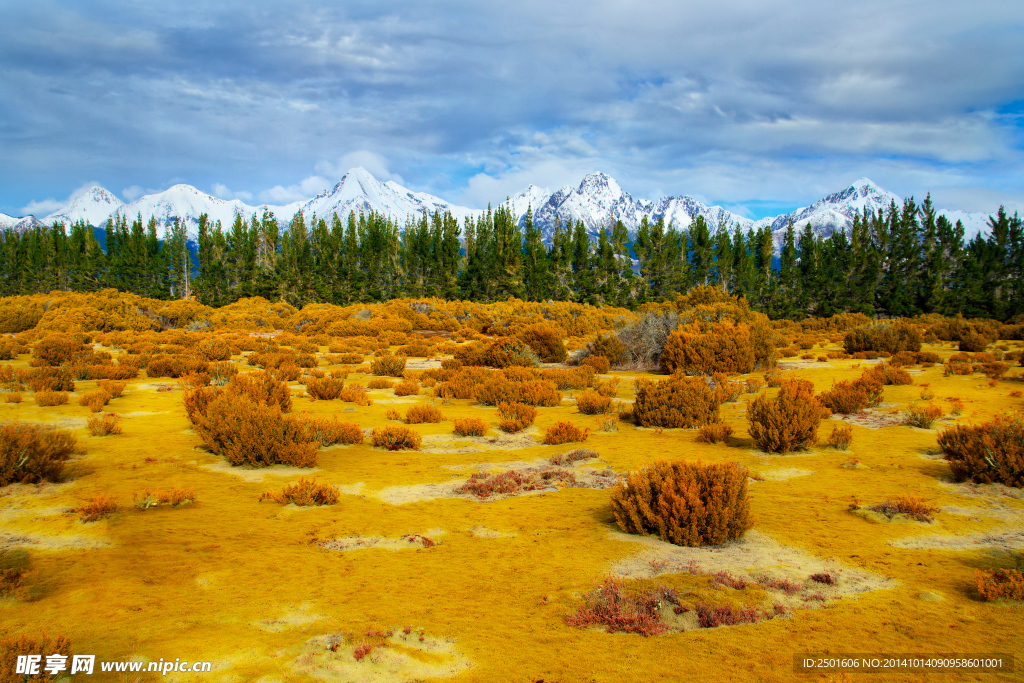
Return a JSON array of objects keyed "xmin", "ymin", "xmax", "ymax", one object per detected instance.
[{"xmin": 0, "ymin": 316, "xmax": 1022, "ymax": 682}]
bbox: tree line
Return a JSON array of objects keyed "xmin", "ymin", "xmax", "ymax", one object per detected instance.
[{"xmin": 0, "ymin": 195, "xmax": 1020, "ymax": 320}]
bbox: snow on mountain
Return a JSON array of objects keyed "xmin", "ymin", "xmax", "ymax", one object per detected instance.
[
  {"xmin": 114, "ymin": 184, "xmax": 255, "ymax": 240},
  {"xmin": 0, "ymin": 213, "xmax": 19, "ymax": 230},
  {"xmin": 44, "ymin": 185, "xmax": 123, "ymax": 227},
  {"xmin": 931, "ymin": 209, "xmax": 991, "ymax": 242},
  {"xmin": 295, "ymin": 167, "xmax": 475, "ymax": 226}
]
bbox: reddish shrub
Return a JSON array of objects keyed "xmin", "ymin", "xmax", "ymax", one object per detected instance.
[
  {"xmin": 542, "ymin": 421, "xmax": 589, "ymax": 445},
  {"xmin": 975, "ymin": 568, "xmax": 1024, "ymax": 601},
  {"xmin": 565, "ymin": 576, "xmax": 674, "ymax": 636}
]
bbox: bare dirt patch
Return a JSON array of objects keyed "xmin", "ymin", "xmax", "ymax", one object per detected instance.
[
  {"xmin": 0, "ymin": 530, "xmax": 111, "ymax": 551},
  {"xmin": 752, "ymin": 467, "xmax": 814, "ymax": 481},
  {"xmin": 293, "ymin": 630, "xmax": 472, "ymax": 682},
  {"xmin": 319, "ymin": 530, "xmax": 446, "ymax": 551},
  {"xmin": 421, "ymin": 430, "xmax": 540, "ymax": 455},
  {"xmin": 830, "ymin": 410, "xmax": 904, "ymax": 430},
  {"xmin": 197, "ymin": 460, "xmax": 323, "ymax": 483}
]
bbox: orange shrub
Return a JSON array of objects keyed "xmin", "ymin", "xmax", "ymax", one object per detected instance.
[
  {"xmin": 434, "ymin": 375, "xmax": 476, "ymax": 400},
  {"xmin": 944, "ymin": 360, "xmax": 973, "ymax": 376},
  {"xmin": 519, "ymin": 323, "xmax": 567, "ymax": 363},
  {"xmin": 366, "ymin": 377, "xmax": 393, "ymax": 389},
  {"xmin": 146, "ymin": 355, "xmax": 210, "ymax": 378},
  {"xmin": 576, "ymin": 389, "xmax": 613, "ymax": 415},
  {"xmin": 633, "ymin": 375, "xmax": 720, "ymax": 428},
  {"xmin": 869, "ymin": 494, "xmax": 939, "ymax": 522},
  {"xmin": 226, "ymin": 371, "xmax": 292, "ymax": 411},
  {"xmin": 453, "ymin": 417, "xmax": 488, "ymax": 436},
  {"xmin": 77, "ymin": 389, "xmax": 112, "ymax": 413},
  {"xmin": 22, "ymin": 367, "xmax": 75, "ymax": 392},
  {"xmin": 371, "ymin": 426, "xmax": 422, "ymax": 450},
  {"xmin": 660, "ymin": 321, "xmax": 755, "ymax": 375},
  {"xmin": 747, "ymin": 378, "xmax": 827, "ymax": 453},
  {"xmin": 406, "ymin": 404, "xmax": 445, "ymax": 424},
  {"xmin": 862, "ymin": 362, "xmax": 914, "ymax": 386},
  {"xmin": 393, "ymin": 379, "xmax": 420, "ymax": 396},
  {"xmin": 541, "ymin": 366, "xmax": 595, "ymax": 390},
  {"xmin": 304, "ymin": 376, "xmax": 346, "ymax": 400},
  {"xmin": 259, "ymin": 477, "xmax": 340, "ymax": 506},
  {"xmin": 370, "ymin": 353, "xmax": 407, "ymax": 377},
  {"xmin": 844, "ymin": 323, "xmax": 922, "ymax": 354},
  {"xmin": 33, "ymin": 390, "xmax": 68, "ymax": 406},
  {"xmin": 0, "ymin": 631, "xmax": 72, "ymax": 679},
  {"xmin": 695, "ymin": 423, "xmax": 734, "ymax": 443},
  {"xmin": 271, "ymin": 361, "xmax": 301, "ymax": 382},
  {"xmin": 4, "ymin": 392, "xmax": 21, "ymax": 404},
  {"xmin": 33, "ymin": 334, "xmax": 89, "ymax": 366},
  {"xmin": 610, "ymin": 460, "xmax": 752, "ymax": 546},
  {"xmin": 937, "ymin": 412, "xmax": 1024, "ymax": 487},
  {"xmin": 981, "ymin": 362, "xmax": 1009, "ymax": 379},
  {"xmin": 76, "ymin": 494, "xmax": 118, "ymax": 522},
  {"xmin": 86, "ymin": 413, "xmax": 122, "ymax": 436},
  {"xmin": 819, "ymin": 377, "xmax": 883, "ymax": 414},
  {"xmin": 581, "ymin": 354, "xmax": 610, "ymax": 374},
  {"xmin": 543, "ymin": 421, "xmax": 589, "ymax": 445},
  {"xmin": 905, "ymin": 402, "xmax": 944, "ymax": 428},
  {"xmin": 975, "ymin": 568, "xmax": 1024, "ymax": 601},
  {"xmin": 958, "ymin": 333, "xmax": 989, "ymax": 352},
  {"xmin": 0, "ymin": 422, "xmax": 77, "ymax": 485},
  {"xmin": 589, "ymin": 333, "xmax": 625, "ymax": 364},
  {"xmin": 96, "ymin": 379, "xmax": 126, "ymax": 397},
  {"xmin": 196, "ymin": 337, "xmax": 232, "ymax": 361},
  {"xmin": 133, "ymin": 488, "xmax": 196, "ymax": 509},
  {"xmin": 497, "ymin": 402, "xmax": 537, "ymax": 433},
  {"xmin": 826, "ymin": 423, "xmax": 853, "ymax": 450},
  {"xmin": 299, "ymin": 417, "xmax": 363, "ymax": 445}
]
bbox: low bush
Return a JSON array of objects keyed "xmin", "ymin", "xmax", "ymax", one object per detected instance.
[
  {"xmin": 366, "ymin": 377, "xmax": 394, "ymax": 389},
  {"xmin": 869, "ymin": 494, "xmax": 939, "ymax": 522},
  {"xmin": 517, "ymin": 380, "xmax": 562, "ymax": 406},
  {"xmin": 77, "ymin": 389, "xmax": 112, "ymax": 413},
  {"xmin": 370, "ymin": 353, "xmax": 407, "ymax": 377},
  {"xmin": 711, "ymin": 373, "xmax": 743, "ymax": 404},
  {"xmin": 981, "ymin": 362, "xmax": 1009, "ymax": 379},
  {"xmin": 519, "ymin": 323, "xmax": 567, "ymax": 363},
  {"xmin": 304, "ymin": 376, "xmax": 346, "ymax": 400},
  {"xmin": 543, "ymin": 421, "xmax": 589, "ymax": 445},
  {"xmin": 4, "ymin": 392, "xmax": 21, "ymax": 403},
  {"xmin": 959, "ymin": 333, "xmax": 989, "ymax": 352},
  {"xmin": 937, "ymin": 412, "xmax": 1024, "ymax": 487},
  {"xmin": 844, "ymin": 323, "xmax": 922, "ymax": 354},
  {"xmin": 33, "ymin": 334, "xmax": 89, "ymax": 366},
  {"xmin": 0, "ymin": 630, "xmax": 72, "ymax": 681},
  {"xmin": 497, "ymin": 402, "xmax": 537, "ymax": 433},
  {"xmin": 33, "ymin": 390, "xmax": 68, "ymax": 406},
  {"xmin": 259, "ymin": 477, "xmax": 340, "ymax": 506},
  {"xmin": 581, "ymin": 354, "xmax": 610, "ymax": 374},
  {"xmin": 862, "ymin": 362, "xmax": 914, "ymax": 386},
  {"xmin": 975, "ymin": 568, "xmax": 1024, "ymax": 601},
  {"xmin": 0, "ymin": 423, "xmax": 77, "ymax": 486},
  {"xmin": 565, "ymin": 576, "xmax": 675, "ymax": 636},
  {"xmin": 457, "ymin": 467, "xmax": 576, "ymax": 498},
  {"xmin": 944, "ymin": 360, "xmax": 974, "ymax": 376},
  {"xmin": 610, "ymin": 460, "xmax": 752, "ymax": 546},
  {"xmin": 905, "ymin": 402, "xmax": 944, "ymax": 428},
  {"xmin": 87, "ymin": 413, "xmax": 122, "ymax": 436},
  {"xmin": 549, "ymin": 448, "xmax": 598, "ymax": 466},
  {"xmin": 226, "ymin": 371, "xmax": 293, "ymax": 412},
  {"xmin": 406, "ymin": 404, "xmax": 445, "ymax": 424},
  {"xmin": 453, "ymin": 417, "xmax": 488, "ymax": 436},
  {"xmin": 299, "ymin": 417, "xmax": 363, "ymax": 446},
  {"xmin": 22, "ymin": 367, "xmax": 75, "ymax": 392},
  {"xmin": 695, "ymin": 423, "xmax": 734, "ymax": 444},
  {"xmin": 826, "ymin": 423, "xmax": 853, "ymax": 450},
  {"xmin": 744, "ymin": 378, "xmax": 764, "ymax": 393},
  {"xmin": 74, "ymin": 494, "xmax": 118, "ymax": 522},
  {"xmin": 819, "ymin": 377, "xmax": 883, "ymax": 414},
  {"xmin": 146, "ymin": 355, "xmax": 209, "ymax": 379},
  {"xmin": 747, "ymin": 379, "xmax": 827, "ymax": 453},
  {"xmin": 576, "ymin": 389, "xmax": 613, "ymax": 415},
  {"xmin": 633, "ymin": 375, "xmax": 720, "ymax": 428},
  {"xmin": 133, "ymin": 488, "xmax": 196, "ymax": 509},
  {"xmin": 196, "ymin": 337, "xmax": 232, "ymax": 361},
  {"xmin": 393, "ymin": 379, "xmax": 420, "ymax": 396},
  {"xmin": 589, "ymin": 333, "xmax": 625, "ymax": 364},
  {"xmin": 371, "ymin": 426, "xmax": 422, "ymax": 450},
  {"xmin": 209, "ymin": 361, "xmax": 238, "ymax": 386},
  {"xmin": 96, "ymin": 379, "xmax": 126, "ymax": 397}
]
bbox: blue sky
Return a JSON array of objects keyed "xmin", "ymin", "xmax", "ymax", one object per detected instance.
[{"xmin": 2, "ymin": 0, "xmax": 1023, "ymax": 218}]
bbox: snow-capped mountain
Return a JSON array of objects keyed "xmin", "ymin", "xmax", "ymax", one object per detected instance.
[
  {"xmin": 114, "ymin": 184, "xmax": 256, "ymax": 238},
  {"xmin": 295, "ymin": 167, "xmax": 474, "ymax": 226},
  {"xmin": 44, "ymin": 185, "xmax": 124, "ymax": 227}
]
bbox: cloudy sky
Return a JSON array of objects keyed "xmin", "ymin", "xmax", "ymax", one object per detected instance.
[{"xmin": 2, "ymin": 0, "xmax": 1023, "ymax": 218}]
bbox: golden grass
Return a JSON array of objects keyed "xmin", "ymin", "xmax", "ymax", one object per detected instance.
[{"xmin": 1, "ymin": 329, "xmax": 1022, "ymax": 683}]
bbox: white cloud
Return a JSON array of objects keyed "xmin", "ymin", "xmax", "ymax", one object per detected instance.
[
  {"xmin": 122, "ymin": 186, "xmax": 146, "ymax": 202},
  {"xmin": 258, "ymin": 175, "xmax": 332, "ymax": 204},
  {"xmin": 212, "ymin": 183, "xmax": 253, "ymax": 201},
  {"xmin": 315, "ymin": 150, "xmax": 402, "ymax": 185},
  {"xmin": 18, "ymin": 198, "xmax": 63, "ymax": 216}
]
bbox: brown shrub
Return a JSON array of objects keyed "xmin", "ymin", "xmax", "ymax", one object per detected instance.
[
  {"xmin": 660, "ymin": 321, "xmax": 755, "ymax": 375},
  {"xmin": 226, "ymin": 371, "xmax": 292, "ymax": 411},
  {"xmin": 744, "ymin": 378, "xmax": 764, "ymax": 393},
  {"xmin": 519, "ymin": 323, "xmax": 567, "ymax": 363},
  {"xmin": 366, "ymin": 377, "xmax": 393, "ymax": 389},
  {"xmin": 3, "ymin": 392, "xmax": 21, "ymax": 404},
  {"xmin": 371, "ymin": 426, "xmax": 422, "ymax": 450},
  {"xmin": 589, "ymin": 332, "xmax": 626, "ymax": 365},
  {"xmin": 819, "ymin": 377, "xmax": 883, "ymax": 414},
  {"xmin": 542, "ymin": 366, "xmax": 595, "ymax": 390},
  {"xmin": 146, "ymin": 355, "xmax": 209, "ymax": 378},
  {"xmin": 406, "ymin": 404, "xmax": 445, "ymax": 424},
  {"xmin": 862, "ymin": 362, "xmax": 914, "ymax": 386},
  {"xmin": 299, "ymin": 417, "xmax": 363, "ymax": 445},
  {"xmin": 844, "ymin": 323, "xmax": 922, "ymax": 354},
  {"xmin": 543, "ymin": 421, "xmax": 589, "ymax": 445},
  {"xmin": 576, "ymin": 389, "xmax": 613, "ymax": 415},
  {"xmin": 981, "ymin": 362, "xmax": 1009, "ymax": 379},
  {"xmin": 747, "ymin": 379, "xmax": 827, "ymax": 453},
  {"xmin": 0, "ymin": 630, "xmax": 72, "ymax": 682},
  {"xmin": 869, "ymin": 494, "xmax": 939, "ymax": 522},
  {"xmin": 549, "ymin": 447, "xmax": 598, "ymax": 466},
  {"xmin": 304, "ymin": 376, "xmax": 346, "ymax": 400},
  {"xmin": 565, "ymin": 576, "xmax": 673, "ymax": 636},
  {"xmin": 76, "ymin": 494, "xmax": 118, "ymax": 522},
  {"xmin": 453, "ymin": 417, "xmax": 488, "ymax": 436},
  {"xmin": 23, "ymin": 366, "xmax": 75, "ymax": 392},
  {"xmin": 456, "ymin": 467, "xmax": 576, "ymax": 498},
  {"xmin": 271, "ymin": 361, "xmax": 301, "ymax": 382},
  {"xmin": 393, "ymin": 379, "xmax": 420, "ymax": 396},
  {"xmin": 826, "ymin": 423, "xmax": 853, "ymax": 450},
  {"xmin": 77, "ymin": 389, "xmax": 112, "ymax": 413},
  {"xmin": 904, "ymin": 402, "xmax": 944, "ymax": 428},
  {"xmin": 338, "ymin": 385, "xmax": 372, "ymax": 406},
  {"xmin": 196, "ymin": 337, "xmax": 232, "ymax": 361},
  {"xmin": 582, "ymin": 354, "xmax": 611, "ymax": 374},
  {"xmin": 695, "ymin": 423, "xmax": 734, "ymax": 444},
  {"xmin": 975, "ymin": 568, "xmax": 1024, "ymax": 601},
  {"xmin": 370, "ymin": 353, "xmax": 407, "ymax": 377},
  {"xmin": 943, "ymin": 360, "xmax": 973, "ymax": 376},
  {"xmin": 33, "ymin": 334, "xmax": 89, "ymax": 366},
  {"xmin": 497, "ymin": 402, "xmax": 537, "ymax": 433},
  {"xmin": 33, "ymin": 390, "xmax": 68, "ymax": 406},
  {"xmin": 0, "ymin": 423, "xmax": 77, "ymax": 486},
  {"xmin": 86, "ymin": 413, "xmax": 122, "ymax": 436},
  {"xmin": 633, "ymin": 375, "xmax": 720, "ymax": 428},
  {"xmin": 937, "ymin": 412, "xmax": 1024, "ymax": 487},
  {"xmin": 517, "ymin": 380, "xmax": 562, "ymax": 407},
  {"xmin": 259, "ymin": 477, "xmax": 340, "ymax": 506},
  {"xmin": 958, "ymin": 333, "xmax": 989, "ymax": 352},
  {"xmin": 96, "ymin": 379, "xmax": 126, "ymax": 398},
  {"xmin": 610, "ymin": 460, "xmax": 753, "ymax": 546}
]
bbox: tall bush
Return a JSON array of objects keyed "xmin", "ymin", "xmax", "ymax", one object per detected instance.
[
  {"xmin": 660, "ymin": 321, "xmax": 755, "ymax": 375},
  {"xmin": 747, "ymin": 378, "xmax": 827, "ymax": 453},
  {"xmin": 633, "ymin": 375, "xmax": 719, "ymax": 428},
  {"xmin": 937, "ymin": 412, "xmax": 1024, "ymax": 487}
]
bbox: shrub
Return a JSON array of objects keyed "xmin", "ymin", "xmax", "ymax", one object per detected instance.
[
  {"xmin": 517, "ymin": 380, "xmax": 562, "ymax": 407},
  {"xmin": 582, "ymin": 354, "xmax": 611, "ymax": 374},
  {"xmin": 589, "ymin": 333, "xmax": 626, "ymax": 365},
  {"xmin": 4, "ymin": 392, "xmax": 21, "ymax": 404},
  {"xmin": 371, "ymin": 426, "xmax": 422, "ymax": 450},
  {"xmin": 338, "ymin": 385, "xmax": 372, "ymax": 406},
  {"xmin": 711, "ymin": 373, "xmax": 743, "ymax": 404},
  {"xmin": 305, "ymin": 376, "xmax": 346, "ymax": 400},
  {"xmin": 146, "ymin": 355, "xmax": 209, "ymax": 378},
  {"xmin": 610, "ymin": 460, "xmax": 753, "ymax": 546},
  {"xmin": 481, "ymin": 337, "xmax": 540, "ymax": 368},
  {"xmin": 497, "ymin": 402, "xmax": 537, "ymax": 433},
  {"xmin": 0, "ymin": 631, "xmax": 72, "ymax": 682},
  {"xmin": 944, "ymin": 360, "xmax": 973, "ymax": 376},
  {"xmin": 565, "ymin": 576, "xmax": 673, "ymax": 636},
  {"xmin": 975, "ymin": 568, "xmax": 1024, "ymax": 601},
  {"xmin": 937, "ymin": 412, "xmax": 1024, "ymax": 487},
  {"xmin": 576, "ymin": 389, "xmax": 613, "ymax": 415},
  {"xmin": 259, "ymin": 477, "xmax": 340, "ymax": 506},
  {"xmin": 96, "ymin": 379, "xmax": 126, "ymax": 397},
  {"xmin": 457, "ymin": 467, "xmax": 576, "ymax": 498},
  {"xmin": 77, "ymin": 389, "xmax": 112, "ymax": 413},
  {"xmin": 905, "ymin": 402, "xmax": 944, "ymax": 428},
  {"xmin": 660, "ymin": 321, "xmax": 755, "ymax": 375},
  {"xmin": 981, "ymin": 362, "xmax": 1009, "ymax": 379},
  {"xmin": 543, "ymin": 421, "xmax": 589, "ymax": 445},
  {"xmin": 406, "ymin": 404, "xmax": 445, "ymax": 424},
  {"xmin": 208, "ymin": 361, "xmax": 238, "ymax": 386},
  {"xmin": 744, "ymin": 378, "xmax": 764, "ymax": 393},
  {"xmin": 747, "ymin": 379, "xmax": 827, "ymax": 453},
  {"xmin": 393, "ymin": 379, "xmax": 420, "ymax": 397},
  {"xmin": 366, "ymin": 377, "xmax": 393, "ymax": 389},
  {"xmin": 869, "ymin": 494, "xmax": 939, "ymax": 522},
  {"xmin": 453, "ymin": 417, "xmax": 488, "ymax": 436},
  {"xmin": 299, "ymin": 417, "xmax": 363, "ymax": 445},
  {"xmin": 863, "ymin": 362, "xmax": 914, "ymax": 386},
  {"xmin": 271, "ymin": 361, "xmax": 301, "ymax": 382},
  {"xmin": 695, "ymin": 423, "xmax": 734, "ymax": 444},
  {"xmin": 844, "ymin": 323, "xmax": 922, "ymax": 354},
  {"xmin": 133, "ymin": 488, "xmax": 196, "ymax": 509},
  {"xmin": 633, "ymin": 375, "xmax": 720, "ymax": 428},
  {"xmin": 23, "ymin": 367, "xmax": 75, "ymax": 392},
  {"xmin": 371, "ymin": 353, "xmax": 407, "ymax": 377},
  {"xmin": 227, "ymin": 371, "xmax": 292, "ymax": 412},
  {"xmin": 87, "ymin": 413, "xmax": 122, "ymax": 436},
  {"xmin": 519, "ymin": 323, "xmax": 567, "ymax": 363},
  {"xmin": 0, "ymin": 423, "xmax": 77, "ymax": 486},
  {"xmin": 826, "ymin": 424, "xmax": 853, "ymax": 450},
  {"xmin": 959, "ymin": 333, "xmax": 989, "ymax": 352},
  {"xmin": 33, "ymin": 390, "xmax": 68, "ymax": 406},
  {"xmin": 196, "ymin": 337, "xmax": 232, "ymax": 361},
  {"xmin": 33, "ymin": 334, "xmax": 88, "ymax": 366},
  {"xmin": 549, "ymin": 448, "xmax": 598, "ymax": 466},
  {"xmin": 819, "ymin": 377, "xmax": 883, "ymax": 414},
  {"xmin": 694, "ymin": 603, "xmax": 770, "ymax": 628},
  {"xmin": 76, "ymin": 495, "xmax": 118, "ymax": 522}
]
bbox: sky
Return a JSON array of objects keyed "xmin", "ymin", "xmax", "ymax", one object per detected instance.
[{"xmin": 1, "ymin": 0, "xmax": 1023, "ymax": 219}]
